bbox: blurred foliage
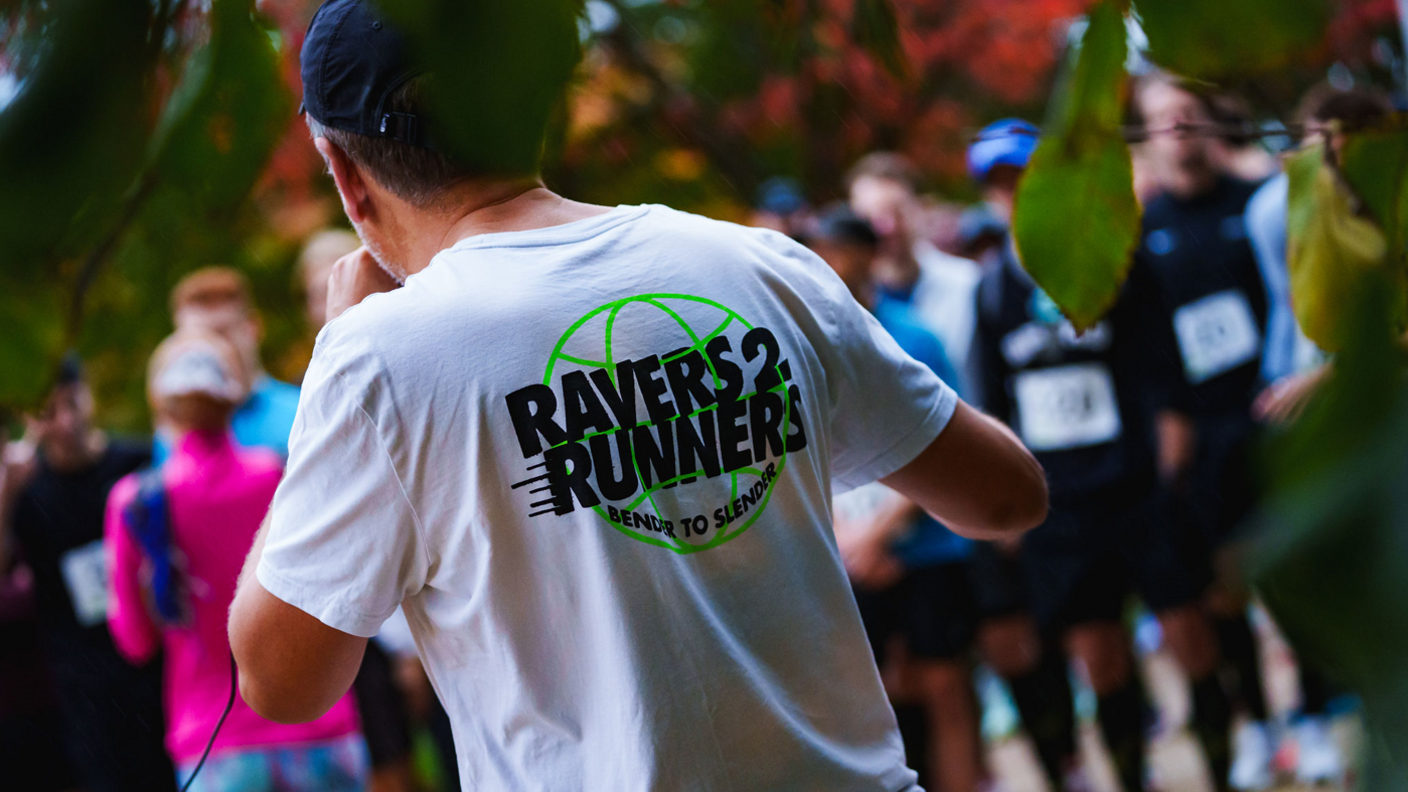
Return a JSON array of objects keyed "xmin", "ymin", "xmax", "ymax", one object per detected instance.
[
  {"xmin": 5, "ymin": 3, "xmax": 1408, "ymax": 776},
  {"xmin": 1136, "ymin": 0, "xmax": 1334, "ymax": 80},
  {"xmin": 1253, "ymin": 272, "xmax": 1408, "ymax": 789},
  {"xmin": 1011, "ymin": 0, "xmax": 1137, "ymax": 331},
  {"xmin": 0, "ymin": 0, "xmax": 292, "ymax": 420},
  {"xmin": 378, "ymin": 0, "xmax": 584, "ymax": 176}
]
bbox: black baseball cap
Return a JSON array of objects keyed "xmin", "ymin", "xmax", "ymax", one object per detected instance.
[{"xmin": 301, "ymin": 0, "xmax": 430, "ymax": 147}]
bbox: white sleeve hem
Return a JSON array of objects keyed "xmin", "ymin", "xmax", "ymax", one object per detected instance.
[
  {"xmin": 833, "ymin": 384, "xmax": 959, "ymax": 493},
  {"xmin": 255, "ymin": 561, "xmax": 390, "ymax": 639}
]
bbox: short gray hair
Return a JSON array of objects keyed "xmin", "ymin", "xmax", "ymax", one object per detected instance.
[{"xmin": 306, "ymin": 78, "xmax": 474, "ymax": 209}]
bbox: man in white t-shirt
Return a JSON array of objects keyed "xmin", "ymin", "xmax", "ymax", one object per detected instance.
[{"xmin": 228, "ymin": 3, "xmax": 1048, "ymax": 790}]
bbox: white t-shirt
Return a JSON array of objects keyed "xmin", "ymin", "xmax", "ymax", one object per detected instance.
[{"xmin": 258, "ymin": 205, "xmax": 956, "ymax": 792}]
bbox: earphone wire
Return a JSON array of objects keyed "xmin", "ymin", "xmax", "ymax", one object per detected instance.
[{"xmin": 179, "ymin": 652, "xmax": 237, "ymax": 792}]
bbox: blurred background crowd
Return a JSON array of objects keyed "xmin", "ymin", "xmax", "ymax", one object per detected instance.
[{"xmin": 2, "ymin": 1, "xmax": 1407, "ymax": 791}]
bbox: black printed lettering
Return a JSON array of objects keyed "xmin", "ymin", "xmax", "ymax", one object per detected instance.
[
  {"xmin": 590, "ymin": 429, "xmax": 638, "ymax": 501},
  {"xmin": 633, "ymin": 355, "xmax": 679, "ymax": 424},
  {"xmin": 562, "ymin": 370, "xmax": 616, "ymax": 441},
  {"xmin": 663, "ymin": 348, "xmax": 718, "ymax": 415},
  {"xmin": 705, "ymin": 337, "xmax": 745, "ymax": 402},
  {"xmin": 506, "ymin": 384, "xmax": 567, "ymax": 458},
  {"xmin": 717, "ymin": 398, "xmax": 752, "ymax": 474}
]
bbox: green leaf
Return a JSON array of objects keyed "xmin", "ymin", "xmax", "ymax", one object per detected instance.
[
  {"xmin": 146, "ymin": 0, "xmax": 291, "ymax": 214},
  {"xmin": 1133, "ymin": 0, "xmax": 1331, "ymax": 80},
  {"xmin": 1285, "ymin": 142, "xmax": 1400, "ymax": 352},
  {"xmin": 376, "ymin": 0, "xmax": 585, "ymax": 176},
  {"xmin": 1011, "ymin": 0, "xmax": 1139, "ymax": 331},
  {"xmin": 851, "ymin": 0, "xmax": 907, "ymax": 81},
  {"xmin": 1340, "ymin": 121, "xmax": 1408, "ymax": 269}
]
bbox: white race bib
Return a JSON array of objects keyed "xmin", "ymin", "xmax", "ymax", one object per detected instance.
[
  {"xmin": 1173, "ymin": 290, "xmax": 1260, "ymax": 384},
  {"xmin": 59, "ymin": 540, "xmax": 109, "ymax": 627},
  {"xmin": 1013, "ymin": 363, "xmax": 1122, "ymax": 451}
]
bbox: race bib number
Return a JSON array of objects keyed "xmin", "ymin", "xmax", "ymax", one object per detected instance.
[
  {"xmin": 1013, "ymin": 364, "xmax": 1122, "ymax": 452},
  {"xmin": 1173, "ymin": 290, "xmax": 1260, "ymax": 384},
  {"xmin": 60, "ymin": 540, "xmax": 109, "ymax": 627}
]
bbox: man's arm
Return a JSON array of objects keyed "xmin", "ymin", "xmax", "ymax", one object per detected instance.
[
  {"xmin": 228, "ymin": 514, "xmax": 368, "ymax": 724},
  {"xmin": 880, "ymin": 400, "xmax": 1047, "ymax": 540}
]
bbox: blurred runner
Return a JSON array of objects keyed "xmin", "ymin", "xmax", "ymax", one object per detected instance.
[
  {"xmin": 848, "ymin": 152, "xmax": 985, "ymax": 399},
  {"xmin": 750, "ymin": 176, "xmax": 810, "ymax": 237},
  {"xmin": 300, "ymin": 229, "xmax": 362, "ymax": 333},
  {"xmin": 1, "ymin": 358, "xmax": 175, "ymax": 792},
  {"xmin": 0, "ymin": 424, "xmax": 86, "ymax": 792},
  {"xmin": 976, "ymin": 113, "xmax": 1229, "ymax": 792},
  {"xmin": 1130, "ymin": 73, "xmax": 1279, "ymax": 792},
  {"xmin": 965, "ymin": 120, "xmax": 1088, "ymax": 792},
  {"xmin": 229, "ymin": 4, "xmax": 1048, "ymax": 791},
  {"xmin": 166, "ymin": 268, "xmax": 301, "ymax": 459},
  {"xmin": 807, "ymin": 205, "xmax": 988, "ymax": 792},
  {"xmin": 106, "ymin": 329, "xmax": 367, "ymax": 791}
]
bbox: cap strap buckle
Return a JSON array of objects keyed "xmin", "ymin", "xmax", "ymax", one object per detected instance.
[{"xmin": 379, "ymin": 112, "xmax": 421, "ymax": 144}]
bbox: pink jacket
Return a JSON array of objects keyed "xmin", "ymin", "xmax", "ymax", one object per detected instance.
[{"xmin": 105, "ymin": 429, "xmax": 360, "ymax": 764}]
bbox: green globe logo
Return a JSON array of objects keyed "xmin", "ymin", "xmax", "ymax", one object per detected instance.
[{"xmin": 538, "ymin": 292, "xmax": 800, "ymax": 554}]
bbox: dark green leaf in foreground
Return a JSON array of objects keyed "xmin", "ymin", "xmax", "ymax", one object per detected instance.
[
  {"xmin": 375, "ymin": 0, "xmax": 585, "ymax": 176},
  {"xmin": 0, "ymin": 0, "xmax": 161, "ymax": 409},
  {"xmin": 0, "ymin": 0, "xmax": 159, "ymax": 271},
  {"xmin": 1251, "ymin": 274, "xmax": 1408, "ymax": 791},
  {"xmin": 1011, "ymin": 0, "xmax": 1139, "ymax": 332},
  {"xmin": 1134, "ymin": 0, "xmax": 1331, "ymax": 80}
]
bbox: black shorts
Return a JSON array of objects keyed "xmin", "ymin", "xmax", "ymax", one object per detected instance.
[
  {"xmin": 1012, "ymin": 480, "xmax": 1199, "ymax": 632},
  {"xmin": 853, "ymin": 560, "xmax": 978, "ymax": 663},
  {"xmin": 968, "ymin": 541, "xmax": 1027, "ymax": 619},
  {"xmin": 1175, "ymin": 412, "xmax": 1262, "ymax": 577},
  {"xmin": 352, "ymin": 639, "xmax": 413, "ymax": 768}
]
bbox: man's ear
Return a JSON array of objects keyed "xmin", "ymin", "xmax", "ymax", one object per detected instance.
[{"xmin": 315, "ymin": 137, "xmax": 373, "ymax": 226}]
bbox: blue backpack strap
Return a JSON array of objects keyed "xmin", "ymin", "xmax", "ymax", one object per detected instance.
[{"xmin": 123, "ymin": 467, "xmax": 187, "ymax": 625}]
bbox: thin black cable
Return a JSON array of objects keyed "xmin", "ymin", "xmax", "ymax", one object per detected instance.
[{"xmin": 179, "ymin": 652, "xmax": 238, "ymax": 792}]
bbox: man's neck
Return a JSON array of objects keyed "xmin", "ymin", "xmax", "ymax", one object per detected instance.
[{"xmin": 400, "ymin": 180, "xmax": 612, "ymax": 277}]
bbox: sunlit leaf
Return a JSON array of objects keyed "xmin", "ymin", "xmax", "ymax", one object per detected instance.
[
  {"xmin": 1011, "ymin": 0, "xmax": 1139, "ymax": 331},
  {"xmin": 1340, "ymin": 120, "xmax": 1408, "ymax": 268},
  {"xmin": 1285, "ymin": 142, "xmax": 1399, "ymax": 352},
  {"xmin": 1133, "ymin": 0, "xmax": 1331, "ymax": 80}
]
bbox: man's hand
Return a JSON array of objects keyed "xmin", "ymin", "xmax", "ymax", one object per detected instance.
[
  {"xmin": 833, "ymin": 487, "xmax": 919, "ymax": 589},
  {"xmin": 326, "ymin": 246, "xmax": 402, "ymax": 323},
  {"xmin": 838, "ymin": 530, "xmax": 904, "ymax": 589},
  {"xmin": 1254, "ymin": 365, "xmax": 1330, "ymax": 425}
]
